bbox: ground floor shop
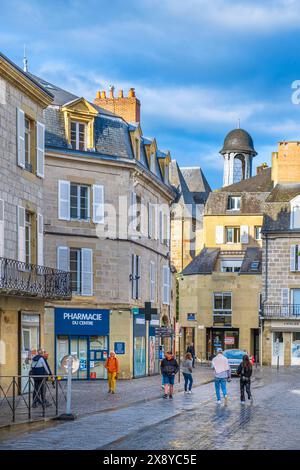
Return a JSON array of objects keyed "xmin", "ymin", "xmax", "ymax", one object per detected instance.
[
  {"xmin": 180, "ymin": 324, "xmax": 259, "ymax": 362},
  {"xmin": 44, "ymin": 306, "xmax": 163, "ymax": 379},
  {"xmin": 0, "ymin": 297, "xmax": 45, "ymax": 390},
  {"xmin": 263, "ymin": 320, "xmax": 300, "ymax": 366}
]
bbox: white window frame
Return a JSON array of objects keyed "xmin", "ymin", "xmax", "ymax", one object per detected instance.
[
  {"xmin": 225, "ymin": 226, "xmax": 240, "ymax": 244},
  {"xmin": 221, "ymin": 259, "xmax": 243, "ymax": 273},
  {"xmin": 227, "ymin": 196, "xmax": 241, "ymax": 211},
  {"xmin": 213, "ymin": 292, "xmax": 232, "ymax": 315},
  {"xmin": 70, "ymin": 121, "xmax": 87, "ymax": 151},
  {"xmin": 291, "ymin": 195, "xmax": 300, "ymax": 229},
  {"xmin": 70, "ymin": 183, "xmax": 90, "ymax": 221},
  {"xmin": 255, "ymin": 226, "xmax": 262, "ymax": 241}
]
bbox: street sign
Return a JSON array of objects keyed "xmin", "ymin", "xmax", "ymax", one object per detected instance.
[{"xmin": 155, "ymin": 327, "xmax": 174, "ymax": 337}]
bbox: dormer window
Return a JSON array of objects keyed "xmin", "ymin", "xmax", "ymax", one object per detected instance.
[
  {"xmin": 164, "ymin": 163, "xmax": 169, "ymax": 184},
  {"xmin": 227, "ymin": 196, "xmax": 241, "ymax": 211},
  {"xmin": 291, "ymin": 195, "xmax": 300, "ymax": 229},
  {"xmin": 71, "ymin": 121, "xmax": 86, "ymax": 151},
  {"xmin": 150, "ymin": 153, "xmax": 155, "ymax": 173},
  {"xmin": 135, "ymin": 138, "xmax": 140, "ymax": 160}
]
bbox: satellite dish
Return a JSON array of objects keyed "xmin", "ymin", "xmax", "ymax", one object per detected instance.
[{"xmin": 61, "ymin": 355, "xmax": 80, "ymax": 374}]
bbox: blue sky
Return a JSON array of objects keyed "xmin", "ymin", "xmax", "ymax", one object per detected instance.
[{"xmin": 2, "ymin": 0, "xmax": 300, "ymax": 188}]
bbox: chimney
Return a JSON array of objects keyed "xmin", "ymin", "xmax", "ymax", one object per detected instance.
[
  {"xmin": 94, "ymin": 87, "xmax": 141, "ymax": 123},
  {"xmin": 256, "ymin": 163, "xmax": 268, "ymax": 174}
]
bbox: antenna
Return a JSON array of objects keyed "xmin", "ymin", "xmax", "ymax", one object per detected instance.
[
  {"xmin": 23, "ymin": 44, "xmax": 28, "ymax": 73},
  {"xmin": 237, "ymin": 118, "xmax": 241, "ymax": 129}
]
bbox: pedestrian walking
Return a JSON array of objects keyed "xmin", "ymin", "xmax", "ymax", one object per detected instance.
[
  {"xmin": 30, "ymin": 348, "xmax": 52, "ymax": 408},
  {"xmin": 104, "ymin": 351, "xmax": 120, "ymax": 394},
  {"xmin": 160, "ymin": 351, "xmax": 179, "ymax": 399},
  {"xmin": 237, "ymin": 354, "xmax": 253, "ymax": 404},
  {"xmin": 182, "ymin": 352, "xmax": 193, "ymax": 394},
  {"xmin": 211, "ymin": 347, "xmax": 231, "ymax": 405},
  {"xmin": 186, "ymin": 343, "xmax": 196, "ymax": 367}
]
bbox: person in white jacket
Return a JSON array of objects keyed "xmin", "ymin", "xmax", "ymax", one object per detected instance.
[{"xmin": 211, "ymin": 348, "xmax": 231, "ymax": 404}]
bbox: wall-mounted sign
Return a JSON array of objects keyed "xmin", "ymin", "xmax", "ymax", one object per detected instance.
[
  {"xmin": 55, "ymin": 308, "xmax": 110, "ymax": 336},
  {"xmin": 132, "ymin": 307, "xmax": 139, "ymax": 315},
  {"xmin": 114, "ymin": 342, "xmax": 125, "ymax": 355},
  {"xmin": 187, "ymin": 313, "xmax": 196, "ymax": 321}
]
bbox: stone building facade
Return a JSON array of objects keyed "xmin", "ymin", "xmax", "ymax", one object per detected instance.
[
  {"xmin": 29, "ymin": 76, "xmax": 176, "ymax": 379},
  {"xmin": 262, "ymin": 142, "xmax": 300, "ymax": 366},
  {"xmin": 0, "ymin": 53, "xmax": 70, "ymax": 384}
]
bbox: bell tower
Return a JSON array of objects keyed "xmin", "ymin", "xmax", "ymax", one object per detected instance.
[{"xmin": 220, "ymin": 128, "xmax": 257, "ymax": 187}]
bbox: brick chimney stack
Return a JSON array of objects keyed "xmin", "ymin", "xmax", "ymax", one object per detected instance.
[
  {"xmin": 94, "ymin": 87, "xmax": 141, "ymax": 123},
  {"xmin": 256, "ymin": 163, "xmax": 268, "ymax": 175}
]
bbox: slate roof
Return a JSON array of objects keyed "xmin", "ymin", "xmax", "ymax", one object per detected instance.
[
  {"xmin": 0, "ymin": 52, "xmax": 53, "ymax": 99},
  {"xmin": 240, "ymin": 247, "xmax": 262, "ymax": 274},
  {"xmin": 263, "ymin": 184, "xmax": 300, "ymax": 232},
  {"xmin": 205, "ymin": 168, "xmax": 273, "ymax": 215},
  {"xmin": 180, "ymin": 167, "xmax": 212, "ymax": 204},
  {"xmin": 181, "ymin": 248, "xmax": 220, "ymax": 275}
]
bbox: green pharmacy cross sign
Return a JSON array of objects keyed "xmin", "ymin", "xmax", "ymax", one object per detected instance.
[{"xmin": 139, "ymin": 302, "xmax": 158, "ymax": 321}]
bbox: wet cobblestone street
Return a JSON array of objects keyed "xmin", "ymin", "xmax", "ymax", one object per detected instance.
[{"xmin": 1, "ymin": 367, "xmax": 300, "ymax": 450}]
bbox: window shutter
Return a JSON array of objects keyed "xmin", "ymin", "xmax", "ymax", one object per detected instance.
[
  {"xmin": 131, "ymin": 192, "xmax": 137, "ymax": 232},
  {"xmin": 292, "ymin": 206, "xmax": 300, "ymax": 229},
  {"xmin": 154, "ymin": 204, "xmax": 158, "ymax": 240},
  {"xmin": 17, "ymin": 108, "xmax": 25, "ymax": 168},
  {"xmin": 57, "ymin": 246, "xmax": 69, "ymax": 271},
  {"xmin": 241, "ymin": 225, "xmax": 249, "ymax": 244},
  {"xmin": 290, "ymin": 245, "xmax": 296, "ymax": 272},
  {"xmin": 159, "ymin": 210, "xmax": 163, "ymax": 243},
  {"xmin": 216, "ymin": 225, "xmax": 224, "ymax": 244},
  {"xmin": 132, "ymin": 254, "xmax": 137, "ymax": 299},
  {"xmin": 148, "ymin": 203, "xmax": 153, "ymax": 238},
  {"xmin": 58, "ymin": 180, "xmax": 70, "ymax": 220},
  {"xmin": 0, "ymin": 200, "xmax": 4, "ymax": 258},
  {"xmin": 17, "ymin": 206, "xmax": 26, "ymax": 263},
  {"xmin": 166, "ymin": 213, "xmax": 170, "ymax": 248},
  {"xmin": 137, "ymin": 255, "xmax": 141, "ymax": 299},
  {"xmin": 36, "ymin": 122, "xmax": 45, "ymax": 178},
  {"xmin": 163, "ymin": 265, "xmax": 170, "ymax": 305},
  {"xmin": 281, "ymin": 288, "xmax": 289, "ymax": 315},
  {"xmin": 150, "ymin": 261, "xmax": 155, "ymax": 302},
  {"xmin": 93, "ymin": 184, "xmax": 104, "ymax": 224},
  {"xmin": 37, "ymin": 213, "xmax": 44, "ymax": 266},
  {"xmin": 141, "ymin": 198, "xmax": 147, "ymax": 236},
  {"xmin": 81, "ymin": 248, "xmax": 93, "ymax": 296}
]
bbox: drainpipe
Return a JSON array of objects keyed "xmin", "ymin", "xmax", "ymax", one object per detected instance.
[{"xmin": 261, "ymin": 232, "xmax": 269, "ymax": 367}]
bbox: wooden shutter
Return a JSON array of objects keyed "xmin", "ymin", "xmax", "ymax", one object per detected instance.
[
  {"xmin": 93, "ymin": 184, "xmax": 104, "ymax": 223},
  {"xmin": 241, "ymin": 225, "xmax": 249, "ymax": 244},
  {"xmin": 141, "ymin": 197, "xmax": 147, "ymax": 236},
  {"xmin": 148, "ymin": 203, "xmax": 153, "ymax": 238},
  {"xmin": 36, "ymin": 122, "xmax": 45, "ymax": 178},
  {"xmin": 216, "ymin": 225, "xmax": 224, "ymax": 244},
  {"xmin": 81, "ymin": 248, "xmax": 93, "ymax": 296},
  {"xmin": 58, "ymin": 180, "xmax": 70, "ymax": 220},
  {"xmin": 290, "ymin": 245, "xmax": 296, "ymax": 271},
  {"xmin": 17, "ymin": 108, "xmax": 25, "ymax": 168},
  {"xmin": 0, "ymin": 199, "xmax": 4, "ymax": 257},
  {"xmin": 159, "ymin": 210, "xmax": 163, "ymax": 243},
  {"xmin": 132, "ymin": 254, "xmax": 137, "ymax": 299},
  {"xmin": 150, "ymin": 261, "xmax": 155, "ymax": 302},
  {"xmin": 57, "ymin": 246, "xmax": 70, "ymax": 271},
  {"xmin": 163, "ymin": 265, "xmax": 170, "ymax": 305},
  {"xmin": 37, "ymin": 213, "xmax": 44, "ymax": 266},
  {"xmin": 17, "ymin": 206, "xmax": 26, "ymax": 263},
  {"xmin": 166, "ymin": 212, "xmax": 170, "ymax": 248}
]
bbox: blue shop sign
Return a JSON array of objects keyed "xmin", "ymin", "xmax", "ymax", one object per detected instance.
[
  {"xmin": 55, "ymin": 308, "xmax": 110, "ymax": 336},
  {"xmin": 187, "ymin": 313, "xmax": 196, "ymax": 321}
]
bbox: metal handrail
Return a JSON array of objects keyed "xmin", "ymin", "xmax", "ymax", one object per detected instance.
[
  {"xmin": 0, "ymin": 375, "xmax": 67, "ymax": 425},
  {"xmin": 0, "ymin": 257, "xmax": 71, "ymax": 300},
  {"xmin": 262, "ymin": 304, "xmax": 300, "ymax": 318}
]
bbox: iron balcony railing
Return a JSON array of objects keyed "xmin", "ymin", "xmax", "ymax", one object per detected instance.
[
  {"xmin": 262, "ymin": 304, "xmax": 300, "ymax": 319},
  {"xmin": 0, "ymin": 257, "xmax": 72, "ymax": 300}
]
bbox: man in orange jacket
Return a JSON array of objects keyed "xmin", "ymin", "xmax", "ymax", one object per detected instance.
[{"xmin": 104, "ymin": 351, "xmax": 120, "ymax": 394}]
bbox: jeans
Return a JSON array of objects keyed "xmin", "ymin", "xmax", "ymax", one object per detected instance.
[
  {"xmin": 240, "ymin": 378, "xmax": 251, "ymax": 401},
  {"xmin": 183, "ymin": 373, "xmax": 193, "ymax": 391},
  {"xmin": 214, "ymin": 378, "xmax": 227, "ymax": 401}
]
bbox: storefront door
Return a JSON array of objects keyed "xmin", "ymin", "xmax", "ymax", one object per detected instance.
[
  {"xmin": 272, "ymin": 332, "xmax": 284, "ymax": 366},
  {"xmin": 133, "ymin": 314, "xmax": 146, "ymax": 377},
  {"xmin": 20, "ymin": 313, "xmax": 40, "ymax": 392},
  {"xmin": 291, "ymin": 332, "xmax": 300, "ymax": 365}
]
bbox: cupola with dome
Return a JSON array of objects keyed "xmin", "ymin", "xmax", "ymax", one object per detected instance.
[{"xmin": 220, "ymin": 127, "xmax": 257, "ymax": 187}]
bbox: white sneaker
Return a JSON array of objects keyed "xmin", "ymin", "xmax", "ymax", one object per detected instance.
[
  {"xmin": 241, "ymin": 401, "xmax": 246, "ymax": 405},
  {"xmin": 216, "ymin": 400, "xmax": 221, "ymax": 404},
  {"xmin": 188, "ymin": 390, "xmax": 192, "ymax": 394}
]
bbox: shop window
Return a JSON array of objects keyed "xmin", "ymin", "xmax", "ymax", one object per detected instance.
[
  {"xmin": 225, "ymin": 227, "xmax": 240, "ymax": 244},
  {"xmin": 71, "ymin": 121, "xmax": 86, "ymax": 151}
]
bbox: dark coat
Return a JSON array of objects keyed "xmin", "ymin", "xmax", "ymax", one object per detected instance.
[
  {"xmin": 186, "ymin": 345, "xmax": 195, "ymax": 357},
  {"xmin": 237, "ymin": 363, "xmax": 252, "ymax": 379},
  {"xmin": 30, "ymin": 355, "xmax": 52, "ymax": 377},
  {"xmin": 160, "ymin": 357, "xmax": 179, "ymax": 376}
]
